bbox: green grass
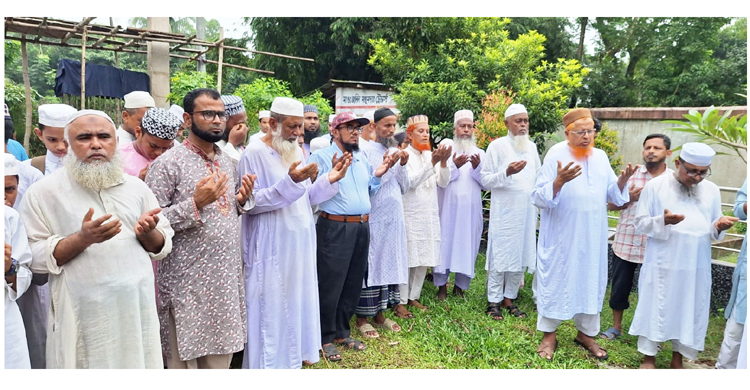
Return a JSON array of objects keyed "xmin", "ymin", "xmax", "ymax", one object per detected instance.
[
  {"xmin": 607, "ymin": 210, "xmax": 620, "ymax": 229},
  {"xmin": 307, "ymin": 253, "xmax": 728, "ymax": 369}
]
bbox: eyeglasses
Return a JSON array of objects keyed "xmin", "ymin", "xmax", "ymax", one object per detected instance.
[
  {"xmin": 337, "ymin": 124, "xmax": 362, "ymax": 133},
  {"xmin": 680, "ymin": 162, "xmax": 711, "ymax": 178},
  {"xmin": 190, "ymin": 110, "xmax": 228, "ymax": 121},
  {"xmin": 570, "ymin": 129, "xmax": 595, "ymax": 136}
]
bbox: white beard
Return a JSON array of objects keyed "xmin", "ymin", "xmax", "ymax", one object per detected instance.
[
  {"xmin": 64, "ymin": 149, "xmax": 124, "ymax": 191},
  {"xmin": 508, "ymin": 133, "xmax": 529, "ymax": 153},
  {"xmin": 271, "ymin": 124, "xmax": 301, "ymax": 167},
  {"xmin": 453, "ymin": 135, "xmax": 477, "ymax": 154}
]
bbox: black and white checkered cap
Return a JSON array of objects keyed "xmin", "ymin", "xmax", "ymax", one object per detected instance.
[{"xmin": 141, "ymin": 107, "xmax": 181, "ymax": 140}]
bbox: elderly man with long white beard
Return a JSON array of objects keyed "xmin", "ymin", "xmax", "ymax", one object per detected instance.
[
  {"xmin": 432, "ymin": 110, "xmax": 485, "ymax": 301},
  {"xmin": 401, "ymin": 115, "xmax": 452, "ymax": 311},
  {"xmin": 239, "ymin": 97, "xmax": 350, "ymax": 368},
  {"xmin": 531, "ymin": 107, "xmax": 637, "ymax": 362},
  {"xmin": 629, "ymin": 143, "xmax": 738, "ymax": 369},
  {"xmin": 480, "ymin": 104, "xmax": 541, "ymax": 320},
  {"xmin": 20, "ymin": 110, "xmax": 174, "ymax": 368}
]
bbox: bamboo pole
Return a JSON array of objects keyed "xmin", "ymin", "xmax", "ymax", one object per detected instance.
[
  {"xmin": 20, "ymin": 35, "xmax": 33, "ymax": 154},
  {"xmin": 217, "ymin": 28, "xmax": 224, "ymax": 93},
  {"xmin": 81, "ymin": 27, "xmax": 87, "ymax": 109}
]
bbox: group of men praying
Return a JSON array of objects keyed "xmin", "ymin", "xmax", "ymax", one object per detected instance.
[{"xmin": 3, "ymin": 87, "xmax": 747, "ymax": 370}]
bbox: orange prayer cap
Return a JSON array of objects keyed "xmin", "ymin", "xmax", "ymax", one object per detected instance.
[
  {"xmin": 406, "ymin": 114, "xmax": 429, "ymax": 133},
  {"xmin": 562, "ymin": 108, "xmax": 592, "ymax": 128}
]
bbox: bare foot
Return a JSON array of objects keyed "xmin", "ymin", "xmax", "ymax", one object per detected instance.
[
  {"xmin": 437, "ymin": 285, "xmax": 448, "ymax": 301},
  {"xmin": 670, "ymin": 352, "xmax": 684, "ymax": 369},
  {"xmin": 640, "ymin": 355, "xmax": 657, "ymax": 369}
]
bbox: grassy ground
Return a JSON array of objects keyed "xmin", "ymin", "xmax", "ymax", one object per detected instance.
[{"xmin": 307, "ymin": 253, "xmax": 728, "ymax": 369}]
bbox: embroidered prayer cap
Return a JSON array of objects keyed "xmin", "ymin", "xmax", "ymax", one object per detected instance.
[
  {"xmin": 39, "ymin": 104, "xmax": 78, "ymax": 128},
  {"xmin": 406, "ymin": 115, "xmax": 429, "ymax": 133},
  {"xmin": 221, "ymin": 95, "xmax": 245, "ymax": 117},
  {"xmin": 258, "ymin": 110, "xmax": 271, "ymax": 119},
  {"xmin": 123, "ymin": 91, "xmax": 155, "ymax": 109},
  {"xmin": 4, "ymin": 104, "xmax": 10, "ymax": 120},
  {"xmin": 65, "ymin": 110, "xmax": 116, "ymax": 129},
  {"xmin": 270, "ymin": 97, "xmax": 304, "ymax": 117},
  {"xmin": 303, "ymin": 105, "xmax": 318, "ymax": 114},
  {"xmin": 168, "ymin": 104, "xmax": 185, "ymax": 123},
  {"xmin": 504, "ymin": 104, "xmax": 528, "ymax": 119},
  {"xmin": 374, "ymin": 108, "xmax": 396, "ymax": 123},
  {"xmin": 680, "ymin": 142, "xmax": 715, "ymax": 167},
  {"xmin": 454, "ymin": 109, "xmax": 474, "ymax": 126},
  {"xmin": 562, "ymin": 108, "xmax": 592, "ymax": 128},
  {"xmin": 331, "ymin": 112, "xmax": 369, "ymax": 130},
  {"xmin": 141, "ymin": 107, "xmax": 182, "ymax": 140},
  {"xmin": 5, "ymin": 153, "xmax": 19, "ymax": 176}
]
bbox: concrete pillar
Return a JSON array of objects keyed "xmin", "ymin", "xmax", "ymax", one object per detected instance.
[{"xmin": 147, "ymin": 17, "xmax": 170, "ymax": 108}]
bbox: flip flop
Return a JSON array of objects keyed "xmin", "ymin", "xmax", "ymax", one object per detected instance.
[
  {"xmin": 372, "ymin": 318, "xmax": 401, "ymax": 332},
  {"xmin": 537, "ymin": 340, "xmax": 558, "ymax": 362},
  {"xmin": 599, "ymin": 327, "xmax": 621, "ymax": 341},
  {"xmin": 356, "ymin": 322, "xmax": 380, "ymax": 339}
]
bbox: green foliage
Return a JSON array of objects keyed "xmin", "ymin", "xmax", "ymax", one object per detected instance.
[
  {"xmin": 167, "ymin": 71, "xmax": 217, "ymax": 105},
  {"xmin": 298, "ymin": 91, "xmax": 334, "ymax": 134},
  {"xmin": 475, "ymin": 88, "xmax": 515, "ymax": 150},
  {"xmin": 662, "ymin": 106, "xmax": 747, "ymax": 163},
  {"xmin": 233, "ymin": 78, "xmax": 293, "ymax": 132},
  {"xmin": 4, "ymin": 78, "xmax": 50, "ymax": 157},
  {"xmin": 594, "ymin": 121, "xmax": 624, "ymax": 173}
]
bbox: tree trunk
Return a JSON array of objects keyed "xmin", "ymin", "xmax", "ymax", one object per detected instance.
[
  {"xmin": 21, "ymin": 35, "xmax": 33, "ymax": 153},
  {"xmin": 577, "ymin": 17, "xmax": 588, "ymax": 60}
]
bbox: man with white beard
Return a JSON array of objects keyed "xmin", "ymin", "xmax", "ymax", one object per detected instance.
[
  {"xmin": 20, "ymin": 110, "xmax": 174, "ymax": 368},
  {"xmin": 433, "ymin": 110, "xmax": 485, "ymax": 300},
  {"xmin": 239, "ymin": 97, "xmax": 350, "ymax": 368},
  {"xmin": 480, "ymin": 104, "xmax": 541, "ymax": 320}
]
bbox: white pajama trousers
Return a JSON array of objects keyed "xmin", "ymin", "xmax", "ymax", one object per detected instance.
[
  {"xmin": 433, "ymin": 270, "xmax": 472, "ymax": 290},
  {"xmin": 716, "ymin": 310, "xmax": 745, "ymax": 369},
  {"xmin": 537, "ymin": 313, "xmax": 600, "ymax": 338},
  {"xmin": 487, "ymin": 271, "xmax": 524, "ymax": 303},
  {"xmin": 399, "ymin": 266, "xmax": 429, "ymax": 304}
]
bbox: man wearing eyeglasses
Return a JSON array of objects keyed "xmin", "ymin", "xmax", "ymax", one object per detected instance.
[
  {"xmin": 531, "ymin": 108, "xmax": 638, "ymax": 362},
  {"xmin": 145, "ymin": 88, "xmax": 256, "ymax": 369},
  {"xmin": 629, "ymin": 142, "xmax": 738, "ymax": 369}
]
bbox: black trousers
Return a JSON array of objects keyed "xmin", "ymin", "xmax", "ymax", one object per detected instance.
[
  {"xmin": 316, "ymin": 217, "xmax": 370, "ymax": 345},
  {"xmin": 609, "ymin": 252, "xmax": 641, "ymax": 311}
]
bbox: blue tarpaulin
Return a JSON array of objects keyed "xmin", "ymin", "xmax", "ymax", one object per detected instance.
[{"xmin": 54, "ymin": 58, "xmax": 150, "ymax": 99}]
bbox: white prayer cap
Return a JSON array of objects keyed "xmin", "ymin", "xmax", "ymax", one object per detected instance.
[
  {"xmin": 504, "ymin": 104, "xmax": 528, "ymax": 119},
  {"xmin": 123, "ymin": 91, "xmax": 155, "ymax": 109},
  {"xmin": 258, "ymin": 110, "xmax": 271, "ymax": 119},
  {"xmin": 454, "ymin": 109, "xmax": 474, "ymax": 126},
  {"xmin": 5, "ymin": 153, "xmax": 20, "ymax": 176},
  {"xmin": 65, "ymin": 109, "xmax": 116, "ymax": 129},
  {"xmin": 363, "ymin": 110, "xmax": 375, "ymax": 123},
  {"xmin": 168, "ymin": 104, "xmax": 185, "ymax": 123},
  {"xmin": 391, "ymin": 108, "xmax": 401, "ymax": 115},
  {"xmin": 310, "ymin": 135, "xmax": 331, "ymax": 154},
  {"xmin": 38, "ymin": 104, "xmax": 77, "ymax": 127},
  {"xmin": 270, "ymin": 97, "xmax": 303, "ymax": 117},
  {"xmin": 328, "ymin": 114, "xmax": 336, "ymax": 124},
  {"xmin": 680, "ymin": 142, "xmax": 716, "ymax": 167}
]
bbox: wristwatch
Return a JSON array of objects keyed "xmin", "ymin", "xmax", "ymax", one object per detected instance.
[{"xmin": 5, "ymin": 258, "xmax": 19, "ymax": 277}]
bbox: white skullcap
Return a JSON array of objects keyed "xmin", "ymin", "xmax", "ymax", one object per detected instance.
[
  {"xmin": 39, "ymin": 104, "xmax": 78, "ymax": 127},
  {"xmin": 391, "ymin": 108, "xmax": 401, "ymax": 115},
  {"xmin": 680, "ymin": 142, "xmax": 715, "ymax": 166},
  {"xmin": 270, "ymin": 97, "xmax": 303, "ymax": 117},
  {"xmin": 66, "ymin": 109, "xmax": 116, "ymax": 129},
  {"xmin": 328, "ymin": 114, "xmax": 336, "ymax": 123},
  {"xmin": 259, "ymin": 110, "xmax": 271, "ymax": 119},
  {"xmin": 454, "ymin": 109, "xmax": 474, "ymax": 126},
  {"xmin": 310, "ymin": 135, "xmax": 331, "ymax": 154},
  {"xmin": 5, "ymin": 153, "xmax": 19, "ymax": 176},
  {"xmin": 504, "ymin": 104, "xmax": 528, "ymax": 119},
  {"xmin": 168, "ymin": 104, "xmax": 185, "ymax": 123},
  {"xmin": 363, "ymin": 110, "xmax": 375, "ymax": 123},
  {"xmin": 123, "ymin": 91, "xmax": 155, "ymax": 109}
]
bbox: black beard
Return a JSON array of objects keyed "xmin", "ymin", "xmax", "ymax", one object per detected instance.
[
  {"xmin": 304, "ymin": 128, "xmax": 321, "ymax": 144},
  {"xmin": 644, "ymin": 157, "xmax": 666, "ymax": 170},
  {"xmin": 192, "ymin": 122, "xmax": 223, "ymax": 143},
  {"xmin": 341, "ymin": 141, "xmax": 359, "ymax": 153}
]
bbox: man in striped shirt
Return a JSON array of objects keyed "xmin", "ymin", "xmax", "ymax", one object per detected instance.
[{"xmin": 600, "ymin": 134, "xmax": 673, "ymax": 341}]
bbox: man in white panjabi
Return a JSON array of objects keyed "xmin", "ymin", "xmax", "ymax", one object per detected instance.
[
  {"xmin": 531, "ymin": 108, "xmax": 637, "ymax": 362},
  {"xmin": 20, "ymin": 110, "xmax": 174, "ymax": 368},
  {"xmin": 433, "ymin": 109, "xmax": 485, "ymax": 300},
  {"xmin": 481, "ymin": 104, "xmax": 540, "ymax": 320},
  {"xmin": 116, "ymin": 91, "xmax": 155, "ymax": 145},
  {"xmin": 249, "ymin": 110, "xmax": 271, "ymax": 143},
  {"xmin": 400, "ymin": 114, "xmax": 452, "ymax": 311},
  {"xmin": 217, "ymin": 95, "xmax": 248, "ymax": 162},
  {"xmin": 629, "ymin": 142, "xmax": 738, "ymax": 369}
]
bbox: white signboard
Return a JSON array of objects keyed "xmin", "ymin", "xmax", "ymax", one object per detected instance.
[{"xmin": 335, "ymin": 87, "xmax": 397, "ymax": 116}]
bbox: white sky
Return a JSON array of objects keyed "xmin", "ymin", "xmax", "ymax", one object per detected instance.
[{"xmin": 91, "ymin": 17, "xmax": 249, "ymax": 40}]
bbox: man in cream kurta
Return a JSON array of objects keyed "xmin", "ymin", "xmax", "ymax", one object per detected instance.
[
  {"xmin": 400, "ymin": 115, "xmax": 451, "ymax": 311},
  {"xmin": 5, "ymin": 197, "xmax": 33, "ymax": 368},
  {"xmin": 629, "ymin": 142, "xmax": 738, "ymax": 369},
  {"xmin": 20, "ymin": 110, "xmax": 174, "ymax": 369},
  {"xmin": 481, "ymin": 104, "xmax": 540, "ymax": 320}
]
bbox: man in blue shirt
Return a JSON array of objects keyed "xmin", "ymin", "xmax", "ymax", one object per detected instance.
[
  {"xmin": 307, "ymin": 112, "xmax": 396, "ymax": 362},
  {"xmin": 4, "ymin": 105, "xmax": 29, "ymax": 162}
]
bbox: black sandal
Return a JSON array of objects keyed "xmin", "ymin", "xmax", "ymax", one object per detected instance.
[
  {"xmin": 507, "ymin": 304, "xmax": 527, "ymax": 318},
  {"xmin": 321, "ymin": 344, "xmax": 342, "ymax": 361},
  {"xmin": 485, "ymin": 303, "xmax": 504, "ymax": 321},
  {"xmin": 336, "ymin": 337, "xmax": 366, "ymax": 351}
]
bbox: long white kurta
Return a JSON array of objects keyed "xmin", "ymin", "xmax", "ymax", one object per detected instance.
[
  {"xmin": 531, "ymin": 147, "xmax": 628, "ymax": 320},
  {"xmin": 20, "ymin": 169, "xmax": 174, "ymax": 369},
  {"xmin": 5, "ymin": 206, "xmax": 33, "ymax": 369},
  {"xmin": 434, "ymin": 140, "xmax": 486, "ymax": 277},
  {"xmin": 239, "ymin": 140, "xmax": 338, "ymax": 369},
  {"xmin": 628, "ymin": 173, "xmax": 724, "ymax": 350},
  {"xmin": 363, "ymin": 142, "xmax": 409, "ymax": 286},
  {"xmin": 403, "ymin": 145, "xmax": 450, "ymax": 268},
  {"xmin": 481, "ymin": 136, "xmax": 540, "ymax": 274}
]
